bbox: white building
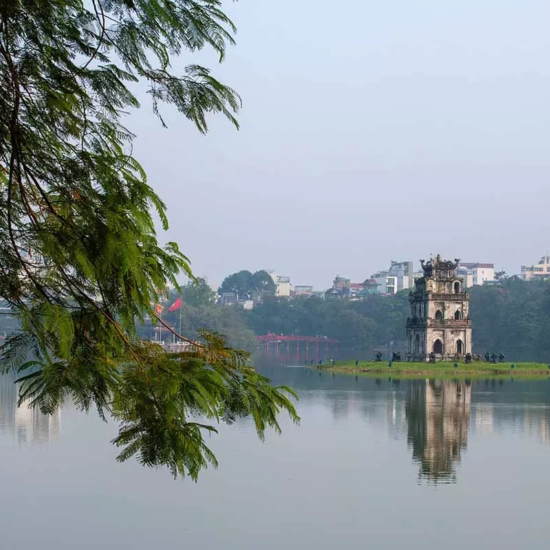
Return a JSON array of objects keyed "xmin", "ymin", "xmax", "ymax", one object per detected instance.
[
  {"xmin": 457, "ymin": 262, "xmax": 495, "ymax": 287},
  {"xmin": 268, "ymin": 271, "xmax": 292, "ymax": 297},
  {"xmin": 521, "ymin": 255, "xmax": 550, "ymax": 281},
  {"xmin": 372, "ymin": 260, "xmax": 414, "ymax": 294}
]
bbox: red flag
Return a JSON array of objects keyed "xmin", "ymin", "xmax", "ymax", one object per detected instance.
[{"xmin": 168, "ymin": 297, "xmax": 182, "ymax": 312}]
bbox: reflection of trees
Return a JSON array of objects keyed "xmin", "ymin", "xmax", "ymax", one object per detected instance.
[
  {"xmin": 0, "ymin": 373, "xmax": 61, "ymax": 446},
  {"xmin": 406, "ymin": 380, "xmax": 471, "ymax": 484}
]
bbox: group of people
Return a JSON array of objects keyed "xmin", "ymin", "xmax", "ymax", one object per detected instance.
[
  {"xmin": 372, "ymin": 351, "xmax": 507, "ymax": 364},
  {"xmin": 484, "ymin": 352, "xmax": 506, "ymax": 363}
]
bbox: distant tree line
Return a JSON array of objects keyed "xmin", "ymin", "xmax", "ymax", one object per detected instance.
[
  {"xmin": 3, "ymin": 278, "xmax": 550, "ymax": 362},
  {"xmin": 469, "ymin": 278, "xmax": 550, "ymax": 361},
  {"xmin": 245, "ymin": 293, "xmax": 408, "ymax": 357},
  {"xmin": 244, "ymin": 278, "xmax": 550, "ymax": 362}
]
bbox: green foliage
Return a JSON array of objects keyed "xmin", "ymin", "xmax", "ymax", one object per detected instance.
[
  {"xmin": 0, "ymin": 0, "xmax": 298, "ymax": 479},
  {"xmin": 178, "ymin": 278, "xmax": 217, "ymax": 308},
  {"xmin": 469, "ymin": 278, "xmax": 550, "ymax": 361},
  {"xmin": 253, "ymin": 270, "xmax": 277, "ymax": 293},
  {"xmin": 219, "ymin": 269, "xmax": 276, "ymax": 298},
  {"xmin": 144, "ymin": 281, "xmax": 256, "ymax": 351},
  {"xmin": 110, "ymin": 336, "xmax": 297, "ymax": 478},
  {"xmin": 246, "ymin": 294, "xmax": 407, "ymax": 353},
  {"xmin": 245, "ymin": 280, "xmax": 550, "ymax": 362},
  {"xmin": 327, "ymin": 360, "xmax": 549, "ymax": 377}
]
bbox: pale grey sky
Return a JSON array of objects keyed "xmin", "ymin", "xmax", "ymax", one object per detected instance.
[{"xmin": 131, "ymin": 0, "xmax": 550, "ymax": 289}]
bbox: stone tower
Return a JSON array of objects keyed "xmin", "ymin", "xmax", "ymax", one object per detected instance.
[{"xmin": 406, "ymin": 255, "xmax": 472, "ymax": 361}]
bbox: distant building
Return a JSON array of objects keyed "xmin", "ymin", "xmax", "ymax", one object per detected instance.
[
  {"xmin": 325, "ymin": 275, "xmax": 351, "ymax": 299},
  {"xmin": 267, "ymin": 271, "xmax": 292, "ymax": 297},
  {"xmin": 372, "ymin": 260, "xmax": 414, "ymax": 294},
  {"xmin": 333, "ymin": 275, "xmax": 350, "ymax": 291},
  {"xmin": 325, "ymin": 275, "xmax": 349, "ymax": 299},
  {"xmin": 362, "ymin": 279, "xmax": 382, "ymax": 294},
  {"xmin": 389, "ymin": 260, "xmax": 414, "ymax": 290},
  {"xmin": 457, "ymin": 262, "xmax": 495, "ymax": 287},
  {"xmin": 326, "ymin": 276, "xmax": 380, "ymax": 299},
  {"xmin": 371, "ymin": 271, "xmax": 389, "ymax": 293},
  {"xmin": 350, "ymin": 279, "xmax": 381, "ymax": 299},
  {"xmin": 250, "ymin": 289, "xmax": 275, "ymax": 304},
  {"xmin": 349, "ymin": 282, "xmax": 364, "ymax": 297},
  {"xmin": 293, "ymin": 285, "xmax": 314, "ymax": 297},
  {"xmin": 219, "ymin": 293, "xmax": 254, "ymax": 310},
  {"xmin": 219, "ymin": 292, "xmax": 238, "ymax": 306},
  {"xmin": 325, "ymin": 288, "xmax": 344, "ymax": 299},
  {"xmin": 521, "ymin": 255, "xmax": 550, "ymax": 281},
  {"xmin": 275, "ymin": 275, "xmax": 291, "ymax": 297}
]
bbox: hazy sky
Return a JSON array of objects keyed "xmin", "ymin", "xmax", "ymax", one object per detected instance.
[{"xmin": 130, "ymin": 0, "xmax": 550, "ymax": 290}]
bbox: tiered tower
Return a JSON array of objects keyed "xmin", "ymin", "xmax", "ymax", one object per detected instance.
[{"xmin": 406, "ymin": 255, "xmax": 472, "ymax": 361}]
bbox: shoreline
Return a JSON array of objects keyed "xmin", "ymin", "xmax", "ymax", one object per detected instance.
[{"xmin": 318, "ymin": 361, "xmax": 550, "ymax": 378}]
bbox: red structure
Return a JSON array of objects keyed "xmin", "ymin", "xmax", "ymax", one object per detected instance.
[{"xmin": 256, "ymin": 334, "xmax": 339, "ymax": 364}]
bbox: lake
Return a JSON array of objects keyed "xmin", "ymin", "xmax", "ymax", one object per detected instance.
[{"xmin": 1, "ymin": 367, "xmax": 550, "ymax": 549}]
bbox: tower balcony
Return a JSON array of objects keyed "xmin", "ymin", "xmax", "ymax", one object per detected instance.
[
  {"xmin": 409, "ymin": 291, "xmax": 469, "ymax": 303},
  {"xmin": 431, "ymin": 292, "xmax": 469, "ymax": 302},
  {"xmin": 406, "ymin": 318, "xmax": 472, "ymax": 329}
]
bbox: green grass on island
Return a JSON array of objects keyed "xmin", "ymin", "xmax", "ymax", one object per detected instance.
[{"xmin": 322, "ymin": 360, "xmax": 550, "ymax": 378}]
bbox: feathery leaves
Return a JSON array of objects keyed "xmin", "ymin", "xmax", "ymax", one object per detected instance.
[{"xmin": 0, "ymin": 0, "xmax": 298, "ymax": 479}]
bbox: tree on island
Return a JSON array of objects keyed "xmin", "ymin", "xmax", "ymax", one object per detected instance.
[
  {"xmin": 0, "ymin": 0, "xmax": 297, "ymax": 479},
  {"xmin": 219, "ymin": 269, "xmax": 276, "ymax": 298}
]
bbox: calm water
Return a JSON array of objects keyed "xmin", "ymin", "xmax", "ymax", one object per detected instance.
[{"xmin": 1, "ymin": 368, "xmax": 550, "ymax": 549}]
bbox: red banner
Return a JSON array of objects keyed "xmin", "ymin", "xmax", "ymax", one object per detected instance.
[{"xmin": 168, "ymin": 297, "xmax": 182, "ymax": 312}]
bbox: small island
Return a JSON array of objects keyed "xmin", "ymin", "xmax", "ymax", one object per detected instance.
[
  {"xmin": 321, "ymin": 254, "xmax": 549, "ymax": 377},
  {"xmin": 322, "ymin": 360, "xmax": 550, "ymax": 378}
]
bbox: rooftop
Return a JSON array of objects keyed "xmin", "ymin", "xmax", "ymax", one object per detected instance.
[{"xmin": 460, "ymin": 262, "xmax": 495, "ymax": 269}]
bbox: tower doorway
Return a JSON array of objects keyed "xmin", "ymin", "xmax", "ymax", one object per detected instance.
[
  {"xmin": 435, "ymin": 310, "xmax": 443, "ymax": 321},
  {"xmin": 433, "ymin": 339, "xmax": 443, "ymax": 355},
  {"xmin": 457, "ymin": 339, "xmax": 463, "ymax": 354}
]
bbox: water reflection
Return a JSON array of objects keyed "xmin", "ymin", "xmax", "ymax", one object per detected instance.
[
  {"xmin": 260, "ymin": 367, "xmax": 550, "ymax": 485},
  {"xmin": 406, "ymin": 380, "xmax": 471, "ymax": 484},
  {"xmin": 2, "ymin": 363, "xmax": 550, "ymax": 489},
  {"xmin": 0, "ymin": 372, "xmax": 61, "ymax": 446}
]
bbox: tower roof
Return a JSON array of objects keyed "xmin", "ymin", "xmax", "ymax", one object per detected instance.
[{"xmin": 420, "ymin": 255, "xmax": 460, "ymax": 279}]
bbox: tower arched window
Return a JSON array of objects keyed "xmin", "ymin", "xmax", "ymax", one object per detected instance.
[
  {"xmin": 454, "ymin": 310, "xmax": 462, "ymax": 320},
  {"xmin": 433, "ymin": 339, "xmax": 443, "ymax": 355},
  {"xmin": 435, "ymin": 310, "xmax": 443, "ymax": 321},
  {"xmin": 454, "ymin": 282, "xmax": 461, "ymax": 294}
]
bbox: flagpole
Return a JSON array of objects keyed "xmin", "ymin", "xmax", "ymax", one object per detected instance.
[{"xmin": 179, "ymin": 294, "xmax": 183, "ymax": 340}]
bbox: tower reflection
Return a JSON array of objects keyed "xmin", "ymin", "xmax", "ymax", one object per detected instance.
[{"xmin": 406, "ymin": 379, "xmax": 471, "ymax": 484}]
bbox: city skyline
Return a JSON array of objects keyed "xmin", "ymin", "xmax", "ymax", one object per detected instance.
[{"xmin": 204, "ymin": 254, "xmax": 531, "ymax": 295}]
